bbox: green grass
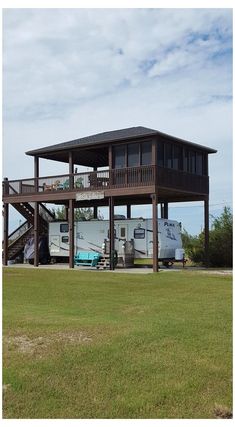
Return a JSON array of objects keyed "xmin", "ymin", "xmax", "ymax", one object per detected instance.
[{"xmin": 3, "ymin": 267, "xmax": 232, "ymax": 419}]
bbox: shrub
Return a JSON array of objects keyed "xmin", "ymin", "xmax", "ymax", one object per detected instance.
[{"xmin": 182, "ymin": 207, "xmax": 232, "ymax": 267}]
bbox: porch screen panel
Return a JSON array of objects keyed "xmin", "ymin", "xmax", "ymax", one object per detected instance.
[
  {"xmin": 127, "ymin": 143, "xmax": 139, "ymax": 167},
  {"xmin": 113, "ymin": 145, "xmax": 126, "ymax": 168},
  {"xmin": 141, "ymin": 141, "xmax": 152, "ymax": 165}
]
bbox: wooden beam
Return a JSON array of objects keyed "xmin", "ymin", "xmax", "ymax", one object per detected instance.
[
  {"xmin": 127, "ymin": 204, "xmax": 131, "ymax": 219},
  {"xmin": 34, "ymin": 156, "xmax": 39, "ymax": 192},
  {"xmin": 34, "ymin": 201, "xmax": 39, "ymax": 267},
  {"xmin": 152, "ymin": 193, "xmax": 158, "ymax": 272},
  {"xmin": 109, "ymin": 196, "xmax": 115, "ymax": 270},
  {"xmin": 204, "ymin": 197, "xmax": 209, "ymax": 267},
  {"xmin": 93, "ymin": 206, "xmax": 98, "ymax": 219},
  {"xmin": 69, "ymin": 151, "xmax": 74, "ymax": 190},
  {"xmin": 65, "ymin": 206, "xmax": 69, "ymax": 221},
  {"xmin": 163, "ymin": 202, "xmax": 168, "ymax": 219},
  {"xmin": 69, "ymin": 199, "xmax": 74, "ymax": 268},
  {"xmin": 3, "ymin": 203, "xmax": 9, "ymax": 266}
]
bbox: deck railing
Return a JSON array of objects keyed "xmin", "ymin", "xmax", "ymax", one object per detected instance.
[{"xmin": 3, "ymin": 165, "xmax": 209, "ymax": 197}]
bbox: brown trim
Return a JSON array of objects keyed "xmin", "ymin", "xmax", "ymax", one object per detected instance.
[
  {"xmin": 34, "ymin": 201, "xmax": 39, "ymax": 267},
  {"xmin": 69, "ymin": 152, "xmax": 73, "ymax": 190},
  {"xmin": 204, "ymin": 197, "xmax": 209, "ymax": 267},
  {"xmin": 152, "ymin": 194, "xmax": 158, "ymax": 272},
  {"xmin": 93, "ymin": 206, "xmax": 98, "ymax": 219},
  {"xmin": 69, "ymin": 199, "xmax": 74, "ymax": 268},
  {"xmin": 109, "ymin": 196, "xmax": 115, "ymax": 270},
  {"xmin": 163, "ymin": 203, "xmax": 168, "ymax": 219},
  {"xmin": 127, "ymin": 204, "xmax": 131, "ymax": 219},
  {"xmin": 3, "ymin": 203, "xmax": 9, "ymax": 265}
]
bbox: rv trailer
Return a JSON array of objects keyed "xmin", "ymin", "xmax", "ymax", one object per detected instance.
[{"xmin": 48, "ymin": 218, "xmax": 184, "ymax": 264}]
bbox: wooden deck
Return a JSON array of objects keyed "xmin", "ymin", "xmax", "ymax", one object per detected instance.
[{"xmin": 3, "ymin": 165, "xmax": 209, "ymax": 203}]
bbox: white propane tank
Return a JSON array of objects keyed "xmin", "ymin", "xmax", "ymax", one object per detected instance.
[{"xmin": 175, "ymin": 248, "xmax": 185, "ymax": 261}]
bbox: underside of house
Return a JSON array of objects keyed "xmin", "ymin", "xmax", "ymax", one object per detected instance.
[{"xmin": 2, "ymin": 126, "xmax": 217, "ymax": 271}]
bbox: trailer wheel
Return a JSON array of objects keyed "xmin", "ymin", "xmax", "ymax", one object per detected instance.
[{"xmin": 40, "ymin": 257, "xmax": 49, "ymax": 265}]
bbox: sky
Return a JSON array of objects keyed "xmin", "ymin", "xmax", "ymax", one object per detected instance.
[{"xmin": 2, "ymin": 7, "xmax": 233, "ymax": 234}]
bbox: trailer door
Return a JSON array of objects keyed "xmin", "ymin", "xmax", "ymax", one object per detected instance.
[
  {"xmin": 50, "ymin": 235, "xmax": 60, "ymax": 254},
  {"xmin": 118, "ymin": 224, "xmax": 128, "ymax": 254}
]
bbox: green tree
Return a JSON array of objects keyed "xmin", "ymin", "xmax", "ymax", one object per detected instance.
[
  {"xmin": 53, "ymin": 206, "xmax": 103, "ymax": 221},
  {"xmin": 209, "ymin": 206, "xmax": 232, "ymax": 267},
  {"xmin": 182, "ymin": 207, "xmax": 232, "ymax": 267}
]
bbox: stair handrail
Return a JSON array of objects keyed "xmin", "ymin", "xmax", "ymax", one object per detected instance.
[
  {"xmin": 8, "ymin": 224, "xmax": 33, "ymax": 249},
  {"xmin": 7, "ymin": 221, "xmax": 31, "ymax": 245},
  {"xmin": 39, "ymin": 203, "xmax": 55, "ymax": 222}
]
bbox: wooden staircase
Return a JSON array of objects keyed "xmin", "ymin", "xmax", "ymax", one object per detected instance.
[
  {"xmin": 96, "ymin": 254, "xmax": 110, "ymax": 270},
  {"xmin": 4, "ymin": 202, "xmax": 55, "ymax": 261},
  {"xmin": 8, "ymin": 222, "xmax": 33, "ymax": 260}
]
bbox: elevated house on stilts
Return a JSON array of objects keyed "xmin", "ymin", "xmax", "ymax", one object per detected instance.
[{"xmin": 2, "ymin": 126, "xmax": 216, "ymax": 271}]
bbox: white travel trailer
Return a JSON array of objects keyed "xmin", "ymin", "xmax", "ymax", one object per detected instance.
[{"xmin": 48, "ymin": 218, "xmax": 184, "ymax": 262}]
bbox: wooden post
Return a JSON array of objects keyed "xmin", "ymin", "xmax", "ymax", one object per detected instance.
[
  {"xmin": 204, "ymin": 197, "xmax": 209, "ymax": 267},
  {"xmin": 152, "ymin": 194, "xmax": 158, "ymax": 272},
  {"xmin": 127, "ymin": 204, "xmax": 131, "ymax": 219},
  {"xmin": 3, "ymin": 203, "xmax": 9, "ymax": 266},
  {"xmin": 163, "ymin": 203, "xmax": 168, "ymax": 219},
  {"xmin": 69, "ymin": 151, "xmax": 74, "ymax": 190},
  {"xmin": 34, "ymin": 201, "xmax": 39, "ymax": 267},
  {"xmin": 94, "ymin": 206, "xmax": 98, "ymax": 219},
  {"xmin": 69, "ymin": 199, "xmax": 74, "ymax": 268},
  {"xmin": 109, "ymin": 145, "xmax": 113, "ymax": 186},
  {"xmin": 3, "ymin": 177, "xmax": 9, "ymax": 196},
  {"xmin": 65, "ymin": 206, "xmax": 69, "ymax": 221},
  {"xmin": 109, "ymin": 196, "xmax": 115, "ymax": 270},
  {"xmin": 34, "ymin": 156, "xmax": 39, "ymax": 192}
]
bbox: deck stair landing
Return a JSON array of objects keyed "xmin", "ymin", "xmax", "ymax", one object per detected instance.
[{"xmin": 4, "ymin": 201, "xmax": 55, "ymax": 261}]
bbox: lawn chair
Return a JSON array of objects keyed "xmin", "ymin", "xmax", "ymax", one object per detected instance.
[{"xmin": 75, "ymin": 177, "xmax": 84, "ymax": 189}]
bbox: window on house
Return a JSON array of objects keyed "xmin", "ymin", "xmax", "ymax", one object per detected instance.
[
  {"xmin": 172, "ymin": 145, "xmax": 182, "ymax": 170},
  {"xmin": 157, "ymin": 141, "xmax": 164, "ymax": 167},
  {"xmin": 196, "ymin": 152, "xmax": 203, "ymax": 175},
  {"xmin": 127, "ymin": 143, "xmax": 139, "ymax": 167},
  {"xmin": 113, "ymin": 145, "xmax": 126, "ymax": 169},
  {"xmin": 189, "ymin": 151, "xmax": 196, "ymax": 174},
  {"xmin": 165, "ymin": 143, "xmax": 172, "ymax": 168},
  {"xmin": 183, "ymin": 149, "xmax": 189, "ymax": 172},
  {"xmin": 141, "ymin": 141, "xmax": 152, "ymax": 165}
]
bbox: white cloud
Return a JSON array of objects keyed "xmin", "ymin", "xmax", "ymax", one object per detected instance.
[{"xmin": 2, "ymin": 8, "xmax": 232, "ymax": 234}]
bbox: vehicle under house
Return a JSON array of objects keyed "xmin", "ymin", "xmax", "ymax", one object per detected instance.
[{"xmin": 2, "ymin": 126, "xmax": 217, "ymax": 271}]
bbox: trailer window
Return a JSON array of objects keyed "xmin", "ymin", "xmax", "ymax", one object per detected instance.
[
  {"xmin": 134, "ymin": 228, "xmax": 145, "ymax": 239},
  {"xmin": 61, "ymin": 236, "xmax": 69, "ymax": 243},
  {"xmin": 120, "ymin": 227, "xmax": 126, "ymax": 238},
  {"xmin": 108, "ymin": 229, "xmax": 116, "ymax": 238},
  {"xmin": 60, "ymin": 224, "xmax": 69, "ymax": 233}
]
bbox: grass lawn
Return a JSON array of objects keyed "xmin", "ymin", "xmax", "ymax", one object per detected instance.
[{"xmin": 2, "ymin": 267, "xmax": 232, "ymax": 419}]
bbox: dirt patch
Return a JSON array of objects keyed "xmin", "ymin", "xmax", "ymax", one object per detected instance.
[
  {"xmin": 2, "ymin": 384, "xmax": 11, "ymax": 393},
  {"xmin": 200, "ymin": 270, "xmax": 232, "ymax": 276},
  {"xmin": 4, "ymin": 331, "xmax": 93, "ymax": 356},
  {"xmin": 213, "ymin": 404, "xmax": 232, "ymax": 419}
]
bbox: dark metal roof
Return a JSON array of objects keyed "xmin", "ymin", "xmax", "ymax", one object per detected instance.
[{"xmin": 26, "ymin": 126, "xmax": 217, "ymax": 159}]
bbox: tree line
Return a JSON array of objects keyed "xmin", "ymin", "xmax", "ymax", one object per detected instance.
[{"xmin": 182, "ymin": 206, "xmax": 232, "ymax": 267}]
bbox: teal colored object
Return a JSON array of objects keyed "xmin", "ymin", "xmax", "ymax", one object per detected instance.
[{"xmin": 74, "ymin": 251, "xmax": 102, "ymax": 267}]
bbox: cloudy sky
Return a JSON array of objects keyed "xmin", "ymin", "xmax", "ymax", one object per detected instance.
[{"xmin": 3, "ymin": 8, "xmax": 233, "ymax": 234}]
